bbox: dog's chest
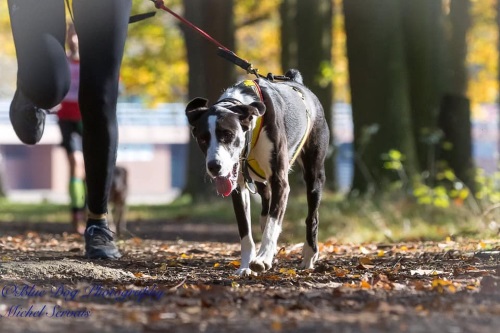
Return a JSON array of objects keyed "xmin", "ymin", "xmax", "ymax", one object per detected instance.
[{"xmin": 246, "ymin": 126, "xmax": 273, "ymax": 180}]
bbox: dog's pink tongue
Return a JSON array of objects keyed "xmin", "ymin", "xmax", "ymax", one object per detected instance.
[{"xmin": 215, "ymin": 177, "xmax": 232, "ymax": 197}]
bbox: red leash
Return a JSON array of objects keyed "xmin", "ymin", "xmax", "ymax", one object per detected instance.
[
  {"xmin": 151, "ymin": 0, "xmax": 260, "ymax": 76},
  {"xmin": 152, "ymin": 0, "xmax": 229, "ymax": 51}
]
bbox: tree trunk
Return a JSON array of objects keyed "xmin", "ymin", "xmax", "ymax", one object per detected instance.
[
  {"xmin": 280, "ymin": 0, "xmax": 335, "ymax": 190},
  {"xmin": 296, "ymin": 0, "xmax": 335, "ymax": 190},
  {"xmin": 343, "ymin": 0, "xmax": 418, "ymax": 194},
  {"xmin": 439, "ymin": 94, "xmax": 474, "ymax": 187},
  {"xmin": 401, "ymin": 0, "xmax": 445, "ymax": 178},
  {"xmin": 182, "ymin": 0, "xmax": 236, "ymax": 202},
  {"xmin": 439, "ymin": 0, "xmax": 475, "ymax": 192},
  {"xmin": 279, "ymin": 0, "xmax": 298, "ymax": 71}
]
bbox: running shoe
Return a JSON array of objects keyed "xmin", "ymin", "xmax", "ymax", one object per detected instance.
[
  {"xmin": 84, "ymin": 222, "xmax": 122, "ymax": 259},
  {"xmin": 9, "ymin": 90, "xmax": 47, "ymax": 145}
]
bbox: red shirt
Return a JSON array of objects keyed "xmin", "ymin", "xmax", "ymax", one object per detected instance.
[{"xmin": 57, "ymin": 58, "xmax": 81, "ymax": 121}]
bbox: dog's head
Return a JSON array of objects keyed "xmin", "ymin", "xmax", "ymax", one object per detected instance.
[{"xmin": 185, "ymin": 98, "xmax": 266, "ymax": 197}]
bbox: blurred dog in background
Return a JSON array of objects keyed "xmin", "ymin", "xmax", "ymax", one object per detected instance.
[{"xmin": 108, "ymin": 165, "xmax": 128, "ymax": 237}]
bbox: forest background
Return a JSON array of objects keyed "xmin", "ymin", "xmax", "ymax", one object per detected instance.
[{"xmin": 0, "ymin": 0, "xmax": 499, "ymax": 241}]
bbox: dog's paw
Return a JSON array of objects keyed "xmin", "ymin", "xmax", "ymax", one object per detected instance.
[
  {"xmin": 300, "ymin": 244, "xmax": 319, "ymax": 269},
  {"xmin": 235, "ymin": 268, "xmax": 256, "ymax": 276},
  {"xmin": 249, "ymin": 257, "xmax": 272, "ymax": 272}
]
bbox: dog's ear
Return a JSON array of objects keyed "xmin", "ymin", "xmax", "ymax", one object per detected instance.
[
  {"xmin": 230, "ymin": 102, "xmax": 266, "ymax": 131},
  {"xmin": 185, "ymin": 98, "xmax": 209, "ymax": 125},
  {"xmin": 186, "ymin": 97, "xmax": 209, "ymax": 111},
  {"xmin": 248, "ymin": 102, "xmax": 266, "ymax": 116}
]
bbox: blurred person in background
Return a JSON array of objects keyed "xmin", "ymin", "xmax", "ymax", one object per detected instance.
[{"xmin": 54, "ymin": 23, "xmax": 86, "ymax": 235}]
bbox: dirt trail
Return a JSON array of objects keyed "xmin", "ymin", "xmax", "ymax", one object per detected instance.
[{"xmin": 0, "ymin": 223, "xmax": 499, "ymax": 333}]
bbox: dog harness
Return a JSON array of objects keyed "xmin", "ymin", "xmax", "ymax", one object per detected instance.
[{"xmin": 241, "ymin": 80, "xmax": 312, "ymax": 191}]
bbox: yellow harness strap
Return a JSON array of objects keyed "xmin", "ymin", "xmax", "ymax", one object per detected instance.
[
  {"xmin": 245, "ymin": 82, "xmax": 311, "ymax": 180},
  {"xmin": 239, "ymin": 80, "xmax": 266, "ymax": 179},
  {"xmin": 289, "ymin": 87, "xmax": 312, "ymax": 165},
  {"xmin": 247, "ymin": 116, "xmax": 266, "ymax": 179}
]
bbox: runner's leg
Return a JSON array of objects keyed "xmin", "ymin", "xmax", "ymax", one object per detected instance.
[
  {"xmin": 72, "ymin": 0, "xmax": 132, "ymax": 258},
  {"xmin": 8, "ymin": 0, "xmax": 69, "ymax": 108}
]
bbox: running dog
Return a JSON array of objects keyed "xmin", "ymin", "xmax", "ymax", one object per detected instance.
[{"xmin": 185, "ymin": 70, "xmax": 329, "ymax": 275}]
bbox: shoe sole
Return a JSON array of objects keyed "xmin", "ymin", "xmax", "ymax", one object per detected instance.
[{"xmin": 85, "ymin": 249, "xmax": 122, "ymax": 260}]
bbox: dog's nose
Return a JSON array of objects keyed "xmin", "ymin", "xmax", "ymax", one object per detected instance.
[{"xmin": 207, "ymin": 160, "xmax": 222, "ymax": 175}]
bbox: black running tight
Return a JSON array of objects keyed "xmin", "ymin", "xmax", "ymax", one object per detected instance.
[{"xmin": 8, "ymin": 0, "xmax": 132, "ymax": 215}]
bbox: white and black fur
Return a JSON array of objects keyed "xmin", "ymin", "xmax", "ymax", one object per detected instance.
[{"xmin": 185, "ymin": 69, "xmax": 329, "ymax": 275}]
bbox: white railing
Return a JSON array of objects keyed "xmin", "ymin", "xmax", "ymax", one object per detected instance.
[{"xmin": 0, "ymin": 100, "xmax": 187, "ymax": 126}]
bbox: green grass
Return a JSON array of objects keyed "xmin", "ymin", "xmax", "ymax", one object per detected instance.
[
  {"xmin": 0, "ymin": 191, "xmax": 496, "ymax": 243},
  {"xmin": 282, "ymin": 191, "xmax": 495, "ymax": 243},
  {"xmin": 0, "ymin": 196, "xmax": 234, "ymax": 224}
]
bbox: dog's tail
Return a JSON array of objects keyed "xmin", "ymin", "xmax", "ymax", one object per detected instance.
[{"xmin": 285, "ymin": 69, "xmax": 303, "ymax": 84}]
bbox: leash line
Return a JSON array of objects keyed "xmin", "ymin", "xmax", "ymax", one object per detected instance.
[
  {"xmin": 151, "ymin": 0, "xmax": 229, "ymax": 51},
  {"xmin": 149, "ymin": 0, "xmax": 293, "ymax": 81},
  {"xmin": 149, "ymin": 0, "xmax": 266, "ymax": 78}
]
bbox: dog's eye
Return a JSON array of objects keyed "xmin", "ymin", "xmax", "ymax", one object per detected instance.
[
  {"xmin": 218, "ymin": 130, "xmax": 234, "ymax": 143},
  {"xmin": 197, "ymin": 133, "xmax": 210, "ymax": 146}
]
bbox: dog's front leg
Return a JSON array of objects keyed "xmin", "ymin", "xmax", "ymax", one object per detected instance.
[
  {"xmin": 255, "ymin": 182, "xmax": 271, "ymax": 232},
  {"xmin": 231, "ymin": 186, "xmax": 256, "ymax": 276},
  {"xmin": 250, "ymin": 170, "xmax": 289, "ymax": 272}
]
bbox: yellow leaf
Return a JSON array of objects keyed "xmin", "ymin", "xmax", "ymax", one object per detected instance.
[
  {"xmin": 271, "ymin": 321, "xmax": 283, "ymax": 332},
  {"xmin": 360, "ymin": 280, "xmax": 371, "ymax": 289},
  {"xmin": 458, "ymin": 188, "xmax": 469, "ymax": 199},
  {"xmin": 231, "ymin": 281, "xmax": 240, "ymax": 288},
  {"xmin": 443, "ymin": 169, "xmax": 456, "ymax": 181},
  {"xmin": 377, "ymin": 250, "xmax": 385, "ymax": 257},
  {"xmin": 276, "ymin": 247, "xmax": 287, "ymax": 257},
  {"xmin": 180, "ymin": 253, "xmax": 193, "ymax": 259},
  {"xmin": 228, "ymin": 260, "xmax": 241, "ymax": 269},
  {"xmin": 415, "ymin": 304, "xmax": 425, "ymax": 311},
  {"xmin": 388, "ymin": 149, "xmax": 403, "ymax": 161},
  {"xmin": 431, "ymin": 278, "xmax": 454, "ymax": 293},
  {"xmin": 431, "ymin": 278, "xmax": 451, "ymax": 287},
  {"xmin": 213, "ymin": 263, "xmax": 221, "ymax": 268},
  {"xmin": 334, "ymin": 268, "xmax": 348, "ymax": 277},
  {"xmin": 358, "ymin": 257, "xmax": 375, "ymax": 269},
  {"xmin": 279, "ymin": 268, "xmax": 297, "ymax": 276}
]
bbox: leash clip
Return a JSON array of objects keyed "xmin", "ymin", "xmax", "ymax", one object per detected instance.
[
  {"xmin": 245, "ymin": 180, "xmax": 257, "ymax": 194},
  {"xmin": 151, "ymin": 0, "xmax": 164, "ymax": 9}
]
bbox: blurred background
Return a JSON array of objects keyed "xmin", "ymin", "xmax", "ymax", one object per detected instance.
[{"xmin": 0, "ymin": 0, "xmax": 499, "ymax": 241}]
